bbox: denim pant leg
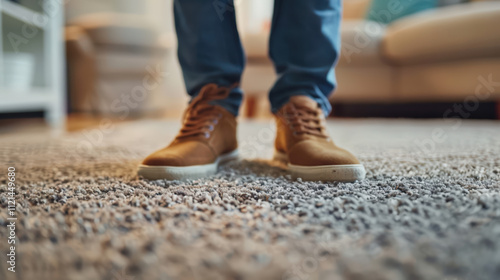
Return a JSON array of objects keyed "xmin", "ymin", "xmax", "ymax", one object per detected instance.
[
  {"xmin": 268, "ymin": 0, "xmax": 342, "ymax": 116},
  {"xmin": 174, "ymin": 0, "xmax": 245, "ymax": 116}
]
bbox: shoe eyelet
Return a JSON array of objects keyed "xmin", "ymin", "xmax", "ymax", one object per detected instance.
[
  {"xmin": 208, "ymin": 125, "xmax": 214, "ymax": 131},
  {"xmin": 204, "ymin": 132, "xmax": 210, "ymax": 139}
]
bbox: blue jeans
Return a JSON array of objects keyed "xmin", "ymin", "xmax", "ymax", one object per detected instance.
[{"xmin": 174, "ymin": 0, "xmax": 341, "ymax": 116}]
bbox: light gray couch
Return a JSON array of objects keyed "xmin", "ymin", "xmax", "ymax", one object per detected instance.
[{"xmin": 240, "ymin": 0, "xmax": 500, "ymax": 116}]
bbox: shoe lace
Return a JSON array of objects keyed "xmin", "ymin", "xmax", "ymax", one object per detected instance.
[
  {"xmin": 177, "ymin": 84, "xmax": 232, "ymax": 139},
  {"xmin": 283, "ymin": 103, "xmax": 328, "ymax": 138}
]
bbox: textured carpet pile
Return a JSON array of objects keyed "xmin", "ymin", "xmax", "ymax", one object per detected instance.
[{"xmin": 0, "ymin": 119, "xmax": 499, "ymax": 280}]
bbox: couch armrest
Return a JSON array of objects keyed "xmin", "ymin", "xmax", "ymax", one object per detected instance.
[
  {"xmin": 68, "ymin": 13, "xmax": 160, "ymax": 50},
  {"xmin": 65, "ymin": 26, "xmax": 97, "ymax": 112},
  {"xmin": 343, "ymin": 0, "xmax": 371, "ymax": 19},
  {"xmin": 383, "ymin": 2, "xmax": 500, "ymax": 65},
  {"xmin": 65, "ymin": 26, "xmax": 95, "ymax": 58}
]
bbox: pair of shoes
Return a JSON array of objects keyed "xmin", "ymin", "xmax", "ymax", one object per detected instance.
[{"xmin": 138, "ymin": 84, "xmax": 366, "ymax": 182}]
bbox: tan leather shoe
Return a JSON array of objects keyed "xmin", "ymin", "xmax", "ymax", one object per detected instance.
[
  {"xmin": 138, "ymin": 84, "xmax": 238, "ymax": 180},
  {"xmin": 274, "ymin": 96, "xmax": 366, "ymax": 182}
]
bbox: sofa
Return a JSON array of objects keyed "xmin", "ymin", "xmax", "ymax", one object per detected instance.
[
  {"xmin": 66, "ymin": 13, "xmax": 169, "ymax": 115},
  {"xmin": 240, "ymin": 0, "xmax": 500, "ymax": 116}
]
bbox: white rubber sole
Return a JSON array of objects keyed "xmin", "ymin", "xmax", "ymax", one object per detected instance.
[
  {"xmin": 138, "ymin": 149, "xmax": 239, "ymax": 180},
  {"xmin": 273, "ymin": 150, "xmax": 366, "ymax": 182}
]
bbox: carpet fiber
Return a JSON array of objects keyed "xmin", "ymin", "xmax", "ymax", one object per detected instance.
[{"xmin": 1, "ymin": 119, "xmax": 499, "ymax": 280}]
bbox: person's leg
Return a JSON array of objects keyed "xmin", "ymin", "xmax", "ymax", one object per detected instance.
[
  {"xmin": 174, "ymin": 0, "xmax": 245, "ymax": 116},
  {"xmin": 268, "ymin": 0, "xmax": 341, "ymax": 116},
  {"xmin": 270, "ymin": 1, "xmax": 365, "ymax": 182},
  {"xmin": 139, "ymin": 1, "xmax": 243, "ymax": 180}
]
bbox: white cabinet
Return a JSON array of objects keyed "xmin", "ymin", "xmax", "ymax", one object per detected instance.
[{"xmin": 0, "ymin": 0, "xmax": 65, "ymax": 129}]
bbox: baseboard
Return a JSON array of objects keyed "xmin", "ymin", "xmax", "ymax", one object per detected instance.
[{"xmin": 331, "ymin": 102, "xmax": 498, "ymax": 119}]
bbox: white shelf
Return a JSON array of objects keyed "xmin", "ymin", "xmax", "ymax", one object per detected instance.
[
  {"xmin": 0, "ymin": 0, "xmax": 66, "ymax": 129},
  {"xmin": 0, "ymin": 88, "xmax": 53, "ymax": 111},
  {"xmin": 1, "ymin": 0, "xmax": 47, "ymax": 29}
]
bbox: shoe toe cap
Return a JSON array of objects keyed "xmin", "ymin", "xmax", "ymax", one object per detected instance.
[
  {"xmin": 288, "ymin": 140, "xmax": 361, "ymax": 166},
  {"xmin": 142, "ymin": 152, "xmax": 185, "ymax": 167},
  {"xmin": 141, "ymin": 141, "xmax": 216, "ymax": 167}
]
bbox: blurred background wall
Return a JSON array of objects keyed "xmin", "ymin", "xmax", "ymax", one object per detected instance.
[{"xmin": 1, "ymin": 0, "xmax": 499, "ymax": 128}]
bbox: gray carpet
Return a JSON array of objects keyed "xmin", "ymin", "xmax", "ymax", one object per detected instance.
[{"xmin": 1, "ymin": 119, "xmax": 499, "ymax": 280}]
